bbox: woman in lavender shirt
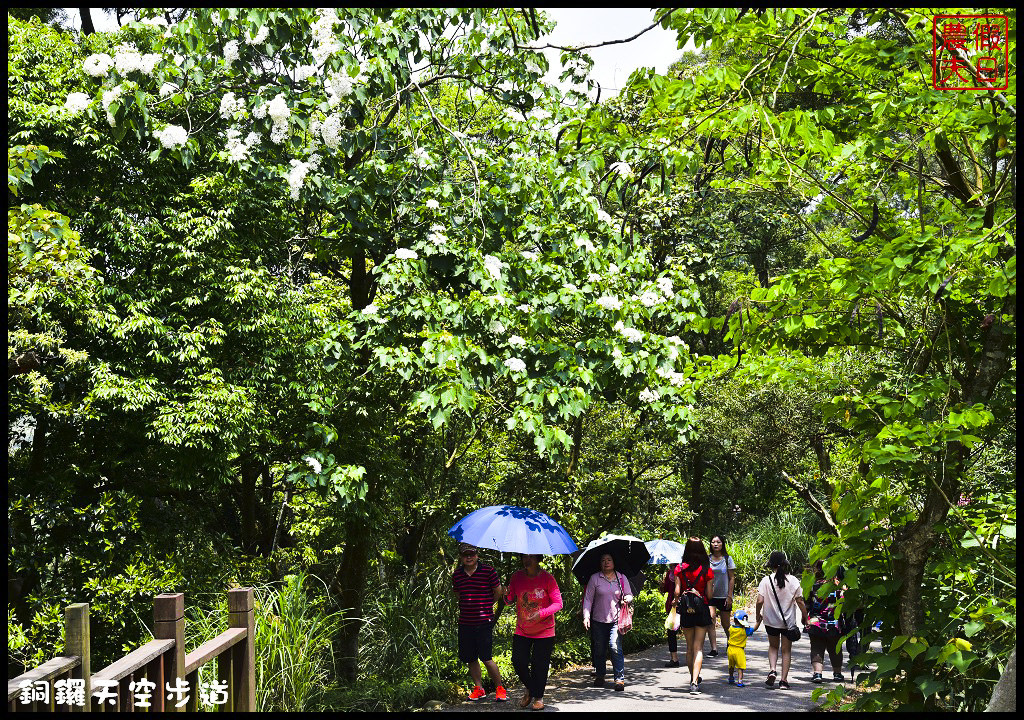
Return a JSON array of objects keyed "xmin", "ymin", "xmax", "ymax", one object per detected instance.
[{"xmin": 583, "ymin": 553, "xmax": 634, "ymax": 692}]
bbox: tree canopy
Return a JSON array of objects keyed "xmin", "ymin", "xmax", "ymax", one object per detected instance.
[{"xmin": 8, "ymin": 8, "xmax": 1015, "ymax": 711}]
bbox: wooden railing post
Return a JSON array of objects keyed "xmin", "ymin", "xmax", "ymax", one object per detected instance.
[
  {"xmin": 153, "ymin": 593, "xmax": 185, "ymax": 712},
  {"xmin": 227, "ymin": 589, "xmax": 255, "ymax": 712},
  {"xmin": 65, "ymin": 603, "xmax": 90, "ymax": 712}
]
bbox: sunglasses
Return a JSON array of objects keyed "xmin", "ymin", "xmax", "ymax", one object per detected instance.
[{"xmin": 461, "ymin": 550, "xmax": 478, "ymax": 557}]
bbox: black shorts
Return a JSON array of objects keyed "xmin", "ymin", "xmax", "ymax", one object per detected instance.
[
  {"xmin": 708, "ymin": 597, "xmax": 727, "ymax": 610},
  {"xmin": 765, "ymin": 624, "xmax": 801, "ymax": 642},
  {"xmin": 678, "ymin": 603, "xmax": 713, "ymax": 628},
  {"xmin": 458, "ymin": 623, "xmax": 495, "ymax": 663}
]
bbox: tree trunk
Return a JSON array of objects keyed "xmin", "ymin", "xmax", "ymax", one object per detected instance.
[
  {"xmin": 239, "ymin": 458, "xmax": 261, "ymax": 553},
  {"xmin": 332, "ymin": 511, "xmax": 373, "ymax": 682},
  {"xmin": 8, "ymin": 351, "xmax": 40, "ymax": 378},
  {"xmin": 985, "ymin": 646, "xmax": 1016, "ymax": 712},
  {"xmin": 326, "ymin": 245, "xmax": 379, "ymax": 682},
  {"xmin": 690, "ymin": 446, "xmax": 704, "ymax": 515},
  {"xmin": 79, "ymin": 8, "xmax": 95, "ymax": 35},
  {"xmin": 29, "ymin": 412, "xmax": 48, "ymax": 479}
]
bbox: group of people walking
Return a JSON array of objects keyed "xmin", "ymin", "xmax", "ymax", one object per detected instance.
[
  {"xmin": 663, "ymin": 539, "xmax": 851, "ymax": 694},
  {"xmin": 451, "ymin": 536, "xmax": 851, "ymax": 710}
]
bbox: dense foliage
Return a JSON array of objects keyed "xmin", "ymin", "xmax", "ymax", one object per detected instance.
[{"xmin": 8, "ymin": 7, "xmax": 1015, "ymax": 711}]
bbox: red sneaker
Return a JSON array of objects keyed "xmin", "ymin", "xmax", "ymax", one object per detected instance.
[
  {"xmin": 494, "ymin": 686, "xmax": 508, "ymax": 702},
  {"xmin": 468, "ymin": 686, "xmax": 486, "ymax": 701}
]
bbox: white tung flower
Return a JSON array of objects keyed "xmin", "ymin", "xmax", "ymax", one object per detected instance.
[
  {"xmin": 138, "ymin": 54, "xmax": 162, "ymax": 75},
  {"xmin": 294, "ymin": 64, "xmax": 318, "ymax": 82},
  {"xmin": 521, "ymin": 250, "xmax": 538, "ymax": 262},
  {"xmin": 483, "ymin": 255, "xmax": 503, "ymax": 280},
  {"xmin": 508, "ymin": 335, "xmax": 526, "ymax": 348},
  {"xmin": 588, "ymin": 273, "xmax": 601, "ymax": 283},
  {"xmin": 640, "ymin": 290, "xmax": 661, "ymax": 308},
  {"xmin": 425, "ymin": 198, "xmax": 440, "ymax": 210},
  {"xmin": 618, "ymin": 325, "xmax": 643, "ymax": 343},
  {"xmin": 101, "ymin": 85, "xmax": 123, "ymax": 109},
  {"xmin": 83, "ymin": 53, "xmax": 114, "ymax": 77},
  {"xmin": 427, "ymin": 224, "xmax": 448, "ymax": 247},
  {"xmin": 489, "ymin": 319, "xmax": 506, "ymax": 335},
  {"xmin": 608, "ymin": 263, "xmax": 619, "ymax": 274},
  {"xmin": 154, "ymin": 124, "xmax": 188, "ymax": 149},
  {"xmin": 112, "ymin": 46, "xmax": 142, "ymax": 74},
  {"xmin": 267, "ymin": 95, "xmax": 290, "ymax": 144},
  {"xmin": 597, "ymin": 209, "xmax": 613, "ymax": 225},
  {"xmin": 320, "ymin": 113, "xmax": 343, "ymax": 151},
  {"xmin": 159, "ymin": 82, "xmax": 178, "ymax": 97},
  {"xmin": 657, "ymin": 277, "xmax": 674, "ymax": 297},
  {"xmin": 609, "ymin": 161, "xmax": 634, "ymax": 178},
  {"xmin": 394, "ymin": 248, "xmax": 419, "ymax": 260},
  {"xmin": 504, "ymin": 357, "xmax": 526, "ymax": 373},
  {"xmin": 101, "ymin": 85, "xmax": 124, "ymax": 125},
  {"xmin": 286, "ymin": 158, "xmax": 312, "ymax": 199},
  {"xmin": 639, "ymin": 388, "xmax": 659, "ymax": 403},
  {"xmin": 64, "ymin": 92, "xmax": 91, "ymax": 114},
  {"xmin": 516, "ymin": 304, "xmax": 531, "ymax": 313},
  {"xmin": 219, "ymin": 92, "xmax": 244, "ymax": 119},
  {"xmin": 326, "ymin": 72, "xmax": 353, "ymax": 106},
  {"xmin": 362, "ymin": 304, "xmax": 378, "ymax": 315},
  {"xmin": 305, "ymin": 456, "xmax": 322, "ymax": 473},
  {"xmin": 575, "ymin": 237, "xmax": 596, "ymax": 253},
  {"xmin": 267, "ymin": 95, "xmax": 290, "ymax": 122},
  {"xmin": 597, "ymin": 295, "xmax": 622, "ymax": 311},
  {"xmin": 224, "ymin": 40, "xmax": 240, "ymax": 66},
  {"xmin": 225, "ymin": 127, "xmax": 259, "ymax": 163},
  {"xmin": 411, "ymin": 146, "xmax": 432, "ymax": 166},
  {"xmin": 246, "ymin": 26, "xmax": 270, "ymax": 45}
]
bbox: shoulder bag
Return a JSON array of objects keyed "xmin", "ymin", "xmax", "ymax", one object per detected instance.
[
  {"xmin": 616, "ymin": 573, "xmax": 633, "ymax": 634},
  {"xmin": 769, "ymin": 575, "xmax": 801, "ymax": 642}
]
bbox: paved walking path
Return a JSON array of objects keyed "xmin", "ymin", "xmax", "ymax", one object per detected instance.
[{"xmin": 445, "ymin": 629, "xmax": 841, "ymax": 712}]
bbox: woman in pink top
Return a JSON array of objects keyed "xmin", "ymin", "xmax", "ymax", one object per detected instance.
[{"xmin": 505, "ymin": 553, "xmax": 563, "ymax": 711}]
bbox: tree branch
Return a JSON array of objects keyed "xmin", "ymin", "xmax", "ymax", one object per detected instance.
[
  {"xmin": 781, "ymin": 470, "xmax": 837, "ymax": 534},
  {"xmin": 520, "ymin": 9, "xmax": 680, "ymax": 53}
]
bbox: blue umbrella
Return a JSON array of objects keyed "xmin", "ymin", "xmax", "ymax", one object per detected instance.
[
  {"xmin": 645, "ymin": 539, "xmax": 684, "ymax": 565},
  {"xmin": 447, "ymin": 505, "xmax": 578, "ymax": 555}
]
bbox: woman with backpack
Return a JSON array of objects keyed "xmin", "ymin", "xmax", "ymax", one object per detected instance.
[
  {"xmin": 674, "ymin": 537, "xmax": 714, "ymax": 695},
  {"xmin": 752, "ymin": 551, "xmax": 809, "ymax": 690},
  {"xmin": 807, "ymin": 560, "xmax": 845, "ymax": 683}
]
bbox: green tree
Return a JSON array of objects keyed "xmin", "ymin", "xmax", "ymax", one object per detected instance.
[
  {"xmin": 19, "ymin": 8, "xmax": 713, "ymax": 681},
  {"xmin": 629, "ymin": 7, "xmax": 1016, "ymax": 709}
]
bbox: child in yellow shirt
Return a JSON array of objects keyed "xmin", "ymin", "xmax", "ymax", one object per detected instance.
[{"xmin": 728, "ymin": 610, "xmax": 754, "ymax": 687}]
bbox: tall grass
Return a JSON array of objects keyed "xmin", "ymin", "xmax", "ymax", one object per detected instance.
[
  {"xmin": 255, "ymin": 573, "xmax": 341, "ymax": 711},
  {"xmin": 337, "ymin": 570, "xmax": 463, "ymax": 711},
  {"xmin": 727, "ymin": 508, "xmax": 822, "ymax": 592},
  {"xmin": 184, "ymin": 572, "xmax": 341, "ymax": 712}
]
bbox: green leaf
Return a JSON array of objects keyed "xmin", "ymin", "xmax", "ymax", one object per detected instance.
[
  {"xmin": 874, "ymin": 652, "xmax": 900, "ymax": 675},
  {"xmin": 963, "ymin": 620, "xmax": 985, "ymax": 638},
  {"xmin": 914, "ymin": 676, "xmax": 946, "ymax": 697}
]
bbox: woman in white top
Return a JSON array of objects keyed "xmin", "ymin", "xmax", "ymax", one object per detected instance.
[{"xmin": 752, "ymin": 551, "xmax": 809, "ymax": 690}]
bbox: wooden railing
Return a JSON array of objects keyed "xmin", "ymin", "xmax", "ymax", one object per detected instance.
[{"xmin": 7, "ymin": 588, "xmax": 255, "ymax": 712}]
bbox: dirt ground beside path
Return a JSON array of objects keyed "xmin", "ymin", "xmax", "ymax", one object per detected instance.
[{"xmin": 443, "ymin": 627, "xmax": 841, "ymax": 712}]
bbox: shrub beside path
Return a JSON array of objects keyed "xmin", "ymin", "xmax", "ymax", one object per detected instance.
[{"xmin": 444, "ymin": 628, "xmax": 833, "ymax": 712}]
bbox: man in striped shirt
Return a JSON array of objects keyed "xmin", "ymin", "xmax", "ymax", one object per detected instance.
[{"xmin": 452, "ymin": 542, "xmax": 508, "ymax": 702}]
